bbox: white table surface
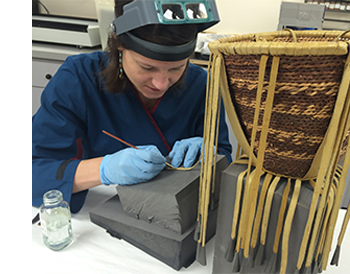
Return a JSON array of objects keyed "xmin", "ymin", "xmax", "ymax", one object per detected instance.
[{"xmin": 32, "ymin": 185, "xmax": 350, "ymax": 274}]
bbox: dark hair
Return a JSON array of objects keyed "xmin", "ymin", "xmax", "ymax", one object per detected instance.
[{"xmin": 100, "ymin": 0, "xmax": 199, "ymax": 94}]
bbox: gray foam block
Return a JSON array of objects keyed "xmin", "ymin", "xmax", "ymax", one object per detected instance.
[
  {"xmin": 117, "ymin": 155, "xmax": 228, "ymax": 234},
  {"xmin": 212, "ymin": 163, "xmax": 318, "ymax": 274},
  {"xmin": 89, "ymin": 194, "xmax": 217, "ymax": 270}
]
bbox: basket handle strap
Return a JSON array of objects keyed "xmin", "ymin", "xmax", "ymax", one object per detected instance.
[
  {"xmin": 328, "ymin": 137, "xmax": 350, "ymax": 267},
  {"xmin": 297, "ymin": 44, "xmax": 350, "ymax": 270},
  {"xmin": 196, "ymin": 52, "xmax": 223, "ymax": 264},
  {"xmin": 250, "ymin": 173, "xmax": 273, "ymax": 249},
  {"xmin": 230, "ymin": 169, "xmax": 248, "ymax": 243},
  {"xmin": 321, "ymin": 92, "xmax": 350, "ymax": 269},
  {"xmin": 334, "ymin": 29, "xmax": 350, "ymax": 42},
  {"xmin": 273, "ymin": 178, "xmax": 291, "ymax": 254},
  {"xmin": 280, "ymin": 178, "xmax": 302, "ymax": 274},
  {"xmin": 260, "ymin": 175, "xmax": 281, "ymax": 245},
  {"xmin": 316, "ymin": 188, "xmax": 334, "ymax": 260},
  {"xmin": 242, "ymin": 56, "xmax": 281, "ymax": 258},
  {"xmin": 238, "ymin": 55, "xmax": 270, "ymax": 252},
  {"xmin": 282, "ymin": 28, "xmax": 298, "ymax": 43},
  {"xmin": 320, "ymin": 51, "xmax": 350, "ymax": 270}
]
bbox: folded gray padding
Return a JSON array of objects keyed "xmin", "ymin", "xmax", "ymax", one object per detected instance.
[
  {"xmin": 90, "ymin": 155, "xmax": 228, "ymax": 270},
  {"xmin": 90, "ymin": 194, "xmax": 218, "ymax": 270},
  {"xmin": 117, "ymin": 155, "xmax": 228, "ymax": 234}
]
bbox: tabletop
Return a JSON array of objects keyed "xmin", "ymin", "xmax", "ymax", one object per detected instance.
[
  {"xmin": 32, "ymin": 184, "xmax": 350, "ymax": 274},
  {"xmin": 32, "ymin": 185, "xmax": 216, "ymax": 274}
]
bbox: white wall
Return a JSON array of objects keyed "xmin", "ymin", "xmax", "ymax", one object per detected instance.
[{"xmin": 208, "ymin": 0, "xmax": 305, "ymax": 34}]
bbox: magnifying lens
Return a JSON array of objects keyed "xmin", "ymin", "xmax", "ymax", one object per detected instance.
[
  {"xmin": 111, "ymin": 0, "xmax": 220, "ymax": 61},
  {"xmin": 158, "ymin": 2, "xmax": 210, "ymax": 21},
  {"xmin": 113, "ymin": 0, "xmax": 219, "ymax": 35}
]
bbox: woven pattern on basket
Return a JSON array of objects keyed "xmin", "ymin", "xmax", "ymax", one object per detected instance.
[
  {"xmin": 274, "ymin": 36, "xmax": 345, "ymax": 43},
  {"xmin": 224, "ymin": 54, "xmax": 347, "ymax": 178}
]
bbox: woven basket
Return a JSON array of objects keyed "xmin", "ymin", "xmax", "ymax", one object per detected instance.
[
  {"xmin": 209, "ymin": 30, "xmax": 350, "ymax": 179},
  {"xmin": 196, "ymin": 30, "xmax": 350, "ymax": 274}
]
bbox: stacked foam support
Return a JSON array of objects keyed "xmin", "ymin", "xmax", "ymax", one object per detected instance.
[
  {"xmin": 90, "ymin": 155, "xmax": 228, "ymax": 270},
  {"xmin": 212, "ymin": 163, "xmax": 328, "ymax": 274}
]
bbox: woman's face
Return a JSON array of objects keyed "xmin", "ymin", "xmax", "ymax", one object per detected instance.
[{"xmin": 122, "ymin": 49, "xmax": 188, "ymax": 106}]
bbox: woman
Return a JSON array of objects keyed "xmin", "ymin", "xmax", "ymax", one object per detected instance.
[{"xmin": 32, "ymin": 0, "xmax": 232, "ymax": 213}]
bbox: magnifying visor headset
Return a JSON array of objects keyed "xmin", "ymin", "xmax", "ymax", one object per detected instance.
[{"xmin": 112, "ymin": 0, "xmax": 220, "ymax": 61}]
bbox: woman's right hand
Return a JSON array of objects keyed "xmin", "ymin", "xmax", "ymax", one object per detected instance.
[{"xmin": 99, "ymin": 145, "xmax": 166, "ymax": 185}]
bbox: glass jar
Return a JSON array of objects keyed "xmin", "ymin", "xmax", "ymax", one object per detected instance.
[{"xmin": 39, "ymin": 190, "xmax": 73, "ymax": 251}]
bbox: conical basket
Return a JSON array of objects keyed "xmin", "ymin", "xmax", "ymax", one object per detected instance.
[
  {"xmin": 212, "ymin": 30, "xmax": 350, "ymax": 179},
  {"xmin": 196, "ymin": 30, "xmax": 350, "ymax": 274}
]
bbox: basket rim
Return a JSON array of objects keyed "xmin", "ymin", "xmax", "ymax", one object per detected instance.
[{"xmin": 208, "ymin": 30, "xmax": 350, "ymax": 56}]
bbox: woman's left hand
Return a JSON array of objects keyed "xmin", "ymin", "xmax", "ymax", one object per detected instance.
[{"xmin": 169, "ymin": 137, "xmax": 203, "ymax": 168}]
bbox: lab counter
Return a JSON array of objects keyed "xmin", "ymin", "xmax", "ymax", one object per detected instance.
[{"xmin": 32, "ymin": 184, "xmax": 350, "ymax": 274}]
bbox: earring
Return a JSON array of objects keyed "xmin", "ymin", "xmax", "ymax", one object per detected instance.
[{"xmin": 118, "ymin": 51, "xmax": 124, "ymax": 80}]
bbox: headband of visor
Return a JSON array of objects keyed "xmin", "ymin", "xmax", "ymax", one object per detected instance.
[{"xmin": 112, "ymin": 0, "xmax": 220, "ymax": 61}]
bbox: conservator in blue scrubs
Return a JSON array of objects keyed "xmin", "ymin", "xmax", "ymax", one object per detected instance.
[{"xmin": 32, "ymin": 0, "xmax": 232, "ymax": 213}]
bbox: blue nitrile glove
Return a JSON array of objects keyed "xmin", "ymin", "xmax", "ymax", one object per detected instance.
[
  {"xmin": 100, "ymin": 145, "xmax": 166, "ymax": 185},
  {"xmin": 169, "ymin": 137, "xmax": 203, "ymax": 168}
]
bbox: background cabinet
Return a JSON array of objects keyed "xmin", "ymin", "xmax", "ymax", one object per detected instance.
[
  {"xmin": 304, "ymin": 0, "xmax": 350, "ymax": 30},
  {"xmin": 32, "ymin": 43, "xmax": 96, "ymax": 115},
  {"xmin": 323, "ymin": 9, "xmax": 350, "ymax": 30},
  {"xmin": 32, "ymin": 58, "xmax": 62, "ymax": 115}
]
